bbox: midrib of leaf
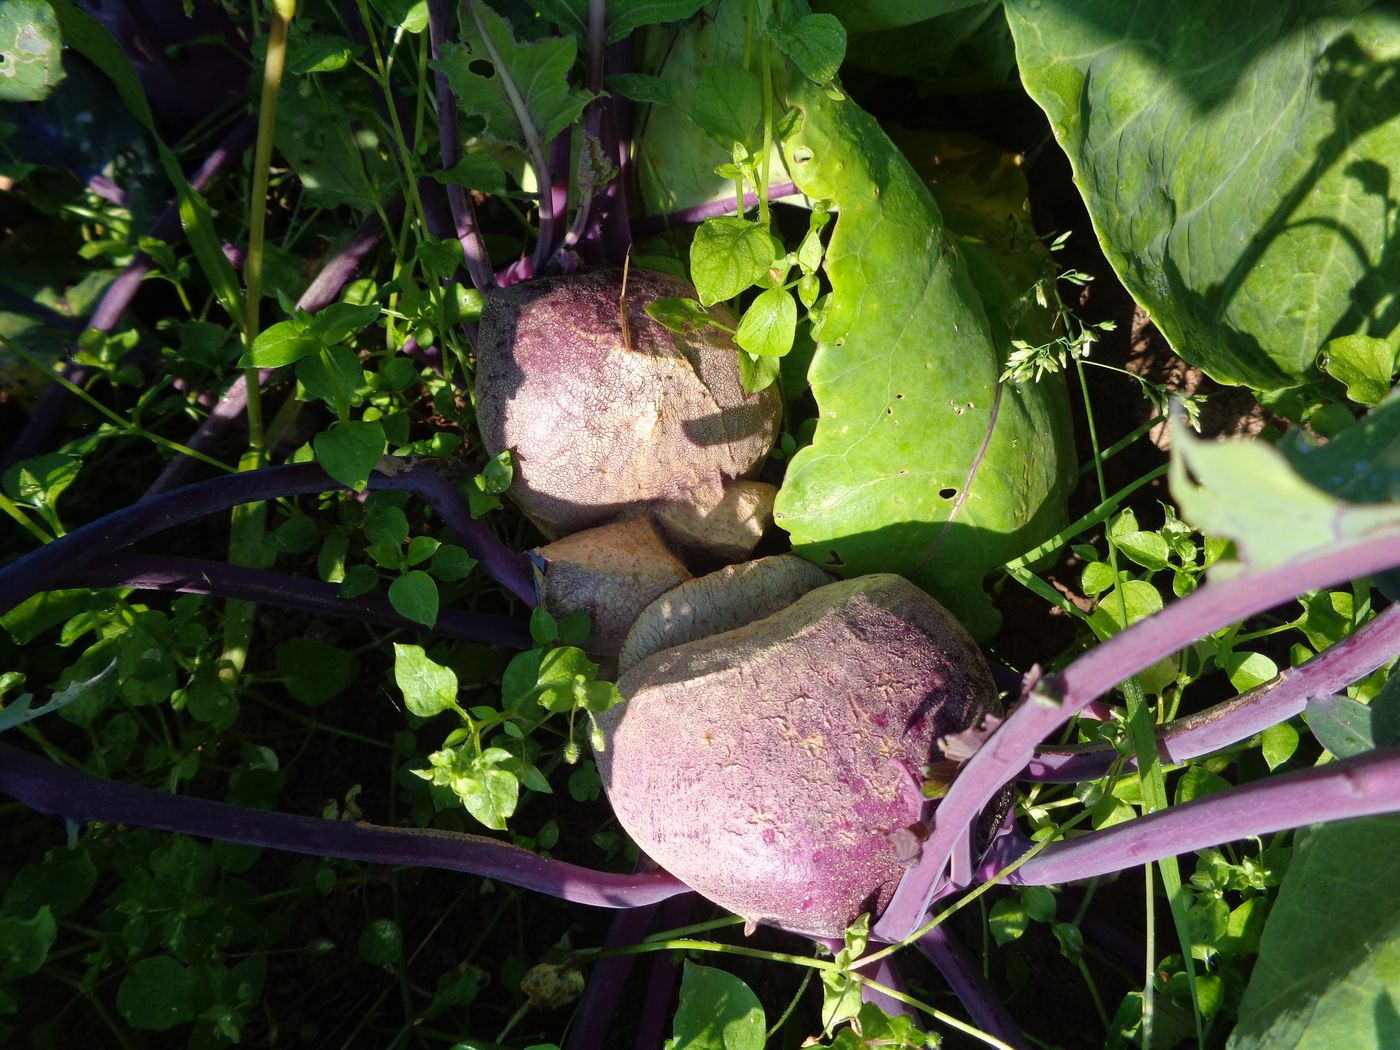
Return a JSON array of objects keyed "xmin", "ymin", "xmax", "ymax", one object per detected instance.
[
  {"xmin": 914, "ymin": 380, "xmax": 1003, "ymax": 574},
  {"xmin": 463, "ymin": 0, "xmax": 555, "ymax": 267}
]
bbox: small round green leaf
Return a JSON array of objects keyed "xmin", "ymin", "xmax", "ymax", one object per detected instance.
[
  {"xmin": 313, "ymin": 419, "xmax": 385, "ymax": 493},
  {"xmin": 768, "ymin": 13, "xmax": 847, "ymax": 85},
  {"xmin": 428, "ymin": 544, "xmax": 477, "ymax": 582},
  {"xmin": 392, "ymin": 642, "xmax": 458, "ymax": 717},
  {"xmin": 277, "ymin": 638, "xmax": 358, "ymax": 706},
  {"xmin": 671, "ymin": 962, "xmax": 765, "ymax": 1050},
  {"xmin": 358, "ymin": 918, "xmax": 403, "ymax": 966},
  {"xmin": 388, "ymin": 570, "xmax": 439, "ymax": 628},
  {"xmin": 0, "ymin": 1, "xmax": 64, "ymax": 102},
  {"xmin": 735, "ymin": 287, "xmax": 797, "ymax": 358},
  {"xmin": 116, "ymin": 956, "xmax": 195, "ymax": 1031},
  {"xmin": 240, "ymin": 320, "xmax": 322, "ymax": 367},
  {"xmin": 690, "ymin": 65, "xmax": 761, "ymax": 145},
  {"xmin": 690, "ymin": 218, "xmax": 774, "ymax": 305},
  {"xmin": 0, "ymin": 905, "xmax": 55, "ymax": 978}
]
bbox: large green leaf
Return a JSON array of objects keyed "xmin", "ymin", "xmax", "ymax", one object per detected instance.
[
  {"xmin": 437, "ymin": 2, "xmax": 592, "ymax": 154},
  {"xmin": 810, "ymin": 0, "xmax": 985, "ymax": 34},
  {"xmin": 1171, "ymin": 401, "xmax": 1400, "ymax": 577},
  {"xmin": 773, "ymin": 80, "xmax": 1074, "ymax": 640},
  {"xmin": 822, "ymin": 0, "xmax": 1016, "ymax": 94},
  {"xmin": 0, "ymin": 0, "xmax": 63, "ymax": 102},
  {"xmin": 1229, "ymin": 815, "xmax": 1400, "ymax": 1049},
  {"xmin": 671, "ymin": 963, "xmax": 765, "ymax": 1050},
  {"xmin": 630, "ymin": 7, "xmax": 788, "ymax": 216},
  {"xmin": 1006, "ymin": 0, "xmax": 1400, "ymax": 394},
  {"xmin": 530, "ymin": 0, "xmax": 709, "ymax": 44}
]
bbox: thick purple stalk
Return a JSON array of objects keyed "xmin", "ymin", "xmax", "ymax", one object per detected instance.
[
  {"xmin": 426, "ymin": 0, "xmax": 496, "ymax": 291},
  {"xmin": 919, "ymin": 924, "xmax": 1027, "ymax": 1049},
  {"xmin": 547, "ymin": 131, "xmax": 573, "ymax": 262},
  {"xmin": 633, "ymin": 181, "xmax": 800, "ymax": 237},
  {"xmin": 1001, "ymin": 747, "xmax": 1400, "ymax": 886},
  {"xmin": 87, "ymin": 174, "xmax": 127, "ymax": 207},
  {"xmin": 59, "ymin": 553, "xmax": 531, "ymax": 649},
  {"xmin": 632, "ymin": 895, "xmax": 695, "ymax": 1050},
  {"xmin": 874, "ymin": 531, "xmax": 1400, "ymax": 942},
  {"xmin": 144, "ymin": 202, "xmax": 402, "ymax": 496},
  {"xmin": 860, "ymin": 956, "xmax": 916, "ymax": 1021},
  {"xmin": 566, "ymin": 889, "xmax": 661, "ymax": 1050},
  {"xmin": 551, "ymin": 0, "xmax": 606, "ymax": 269},
  {"xmin": 3, "ymin": 118, "xmax": 258, "ymax": 473},
  {"xmin": 459, "ymin": 0, "xmax": 557, "ymax": 276},
  {"xmin": 0, "ymin": 461, "xmax": 535, "ymax": 612},
  {"xmin": 0, "ymin": 741, "xmax": 687, "ymax": 908},
  {"xmin": 1025, "ymin": 603, "xmax": 1400, "ymax": 782},
  {"xmin": 584, "ymin": 40, "xmax": 633, "ymax": 265}
]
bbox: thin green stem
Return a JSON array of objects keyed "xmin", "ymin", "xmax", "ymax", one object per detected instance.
[
  {"xmin": 0, "ymin": 493, "xmax": 53, "ymax": 544},
  {"xmin": 244, "ymin": 0, "xmax": 297, "ymax": 466},
  {"xmin": 7, "ymin": 346, "xmax": 237, "ymax": 474},
  {"xmin": 853, "ymin": 976, "xmax": 1016, "ymax": 1050},
  {"xmin": 244, "ymin": 691, "xmax": 394, "ymax": 750},
  {"xmin": 758, "ymin": 37, "xmax": 772, "ymax": 228},
  {"xmin": 223, "ymin": 0, "xmax": 295, "ymax": 687},
  {"xmin": 766, "ymin": 968, "xmax": 814, "ymax": 1040},
  {"xmin": 355, "ymin": 0, "xmax": 430, "ymax": 237},
  {"xmin": 644, "ymin": 914, "xmax": 747, "ymax": 943},
  {"xmin": 1081, "ymin": 415, "xmax": 1166, "ymax": 476},
  {"xmin": 1004, "ymin": 464, "xmax": 1169, "ymax": 573}
]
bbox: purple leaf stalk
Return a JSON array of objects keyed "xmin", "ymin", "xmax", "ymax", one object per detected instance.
[
  {"xmin": 0, "ymin": 460, "xmax": 535, "ymax": 610},
  {"xmin": 461, "ymin": 0, "xmax": 558, "ymax": 278},
  {"xmin": 0, "ymin": 742, "xmax": 685, "ymax": 909},
  {"xmin": 145, "ymin": 201, "xmax": 405, "ymax": 496},
  {"xmin": 427, "ymin": 0, "xmax": 496, "ymax": 291},
  {"xmin": 919, "ymin": 925, "xmax": 1026, "ymax": 1049},
  {"xmin": 634, "ymin": 181, "xmax": 801, "ymax": 237},
  {"xmin": 1025, "ymin": 601, "xmax": 1400, "ymax": 782},
  {"xmin": 1000, "ymin": 747, "xmax": 1400, "ymax": 886},
  {"xmin": 59, "ymin": 553, "xmax": 531, "ymax": 649},
  {"xmin": 3, "ymin": 117, "xmax": 258, "ymax": 473},
  {"xmin": 874, "ymin": 525, "xmax": 1400, "ymax": 942}
]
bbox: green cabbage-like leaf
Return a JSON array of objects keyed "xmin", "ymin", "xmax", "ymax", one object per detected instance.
[
  {"xmin": 0, "ymin": 0, "xmax": 63, "ymax": 102},
  {"xmin": 773, "ymin": 80, "xmax": 1074, "ymax": 639},
  {"xmin": 1229, "ymin": 815, "xmax": 1400, "ymax": 1050},
  {"xmin": 1006, "ymin": 0, "xmax": 1400, "ymax": 394}
]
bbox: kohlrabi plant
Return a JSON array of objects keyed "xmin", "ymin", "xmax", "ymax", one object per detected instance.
[{"xmin": 1, "ymin": 1, "xmax": 1398, "ymax": 1049}]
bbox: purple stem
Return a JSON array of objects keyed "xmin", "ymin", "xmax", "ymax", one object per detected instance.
[
  {"xmin": 632, "ymin": 181, "xmax": 800, "ymax": 237},
  {"xmin": 87, "ymin": 174, "xmax": 128, "ymax": 207},
  {"xmin": 3, "ymin": 118, "xmax": 258, "ymax": 473},
  {"xmin": 0, "ymin": 741, "xmax": 687, "ymax": 908},
  {"xmin": 426, "ymin": 0, "xmax": 496, "ymax": 291},
  {"xmin": 919, "ymin": 924, "xmax": 1027, "ymax": 1049},
  {"xmin": 585, "ymin": 40, "xmax": 633, "ymax": 265},
  {"xmin": 0, "ymin": 461, "xmax": 535, "ymax": 612},
  {"xmin": 458, "ymin": 0, "xmax": 557, "ymax": 276},
  {"xmin": 144, "ymin": 202, "xmax": 402, "ymax": 497},
  {"xmin": 550, "ymin": 130, "xmax": 572, "ymax": 220},
  {"xmin": 874, "ymin": 531, "xmax": 1400, "ymax": 943},
  {"xmin": 632, "ymin": 894, "xmax": 695, "ymax": 1050},
  {"xmin": 1000, "ymin": 747, "xmax": 1400, "ymax": 886},
  {"xmin": 566, "ymin": 888, "xmax": 661, "ymax": 1050},
  {"xmin": 550, "ymin": 0, "xmax": 605, "ymax": 269},
  {"xmin": 417, "ymin": 176, "xmax": 458, "ymax": 244},
  {"xmin": 59, "ymin": 553, "xmax": 532, "ymax": 650},
  {"xmin": 860, "ymin": 955, "xmax": 916, "ymax": 1021},
  {"xmin": 1024, "ymin": 603, "xmax": 1400, "ymax": 782}
]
